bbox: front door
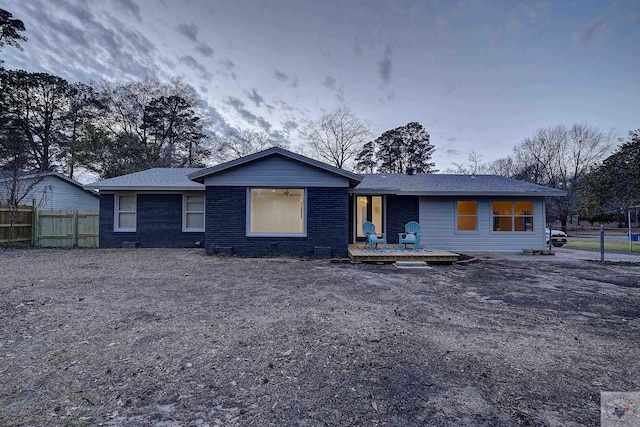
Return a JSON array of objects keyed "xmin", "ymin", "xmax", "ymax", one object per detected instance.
[{"xmin": 355, "ymin": 195, "xmax": 383, "ymax": 241}]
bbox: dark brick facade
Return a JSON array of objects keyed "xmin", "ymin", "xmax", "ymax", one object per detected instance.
[
  {"xmin": 385, "ymin": 195, "xmax": 420, "ymax": 244},
  {"xmin": 205, "ymin": 187, "xmax": 349, "ymax": 257},
  {"xmin": 99, "ymin": 194, "xmax": 205, "ymax": 248},
  {"xmin": 348, "ymin": 195, "xmax": 354, "ymax": 243}
]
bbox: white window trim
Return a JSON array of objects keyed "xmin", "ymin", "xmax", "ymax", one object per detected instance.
[
  {"xmin": 246, "ymin": 188, "xmax": 307, "ymax": 237},
  {"xmin": 182, "ymin": 194, "xmax": 205, "ymax": 232},
  {"xmin": 491, "ymin": 200, "xmax": 535, "ymax": 233},
  {"xmin": 114, "ymin": 193, "xmax": 136, "ymax": 232},
  {"xmin": 455, "ymin": 200, "xmax": 479, "ymax": 233}
]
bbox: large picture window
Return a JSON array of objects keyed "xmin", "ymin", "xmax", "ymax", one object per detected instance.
[
  {"xmin": 115, "ymin": 194, "xmax": 136, "ymax": 232},
  {"xmin": 247, "ymin": 188, "xmax": 306, "ymax": 236},
  {"xmin": 457, "ymin": 201, "xmax": 478, "ymax": 231},
  {"xmin": 183, "ymin": 194, "xmax": 205, "ymax": 232},
  {"xmin": 492, "ymin": 201, "xmax": 534, "ymax": 232}
]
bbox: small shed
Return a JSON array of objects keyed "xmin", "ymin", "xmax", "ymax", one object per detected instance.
[{"xmin": 0, "ymin": 171, "xmax": 99, "ymax": 211}]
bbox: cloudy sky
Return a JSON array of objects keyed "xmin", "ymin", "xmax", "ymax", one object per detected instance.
[{"xmin": 3, "ymin": 0, "xmax": 639, "ymax": 171}]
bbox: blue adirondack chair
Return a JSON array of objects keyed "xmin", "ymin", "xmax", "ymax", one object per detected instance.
[
  {"xmin": 362, "ymin": 221, "xmax": 386, "ymax": 250},
  {"xmin": 398, "ymin": 221, "xmax": 420, "ymax": 250}
]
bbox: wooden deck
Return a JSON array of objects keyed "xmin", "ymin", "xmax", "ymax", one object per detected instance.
[{"xmin": 348, "ymin": 244, "xmax": 460, "ymax": 263}]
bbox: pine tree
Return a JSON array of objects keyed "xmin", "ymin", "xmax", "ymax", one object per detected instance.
[
  {"xmin": 355, "ymin": 122, "xmax": 437, "ymax": 173},
  {"xmin": 354, "ymin": 140, "xmax": 376, "ymax": 173}
]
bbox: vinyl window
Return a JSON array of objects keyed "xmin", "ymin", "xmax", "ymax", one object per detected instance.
[
  {"xmin": 114, "ymin": 194, "xmax": 136, "ymax": 232},
  {"xmin": 247, "ymin": 188, "xmax": 306, "ymax": 237},
  {"xmin": 457, "ymin": 201, "xmax": 478, "ymax": 231},
  {"xmin": 492, "ymin": 201, "xmax": 534, "ymax": 232},
  {"xmin": 183, "ymin": 194, "xmax": 205, "ymax": 232}
]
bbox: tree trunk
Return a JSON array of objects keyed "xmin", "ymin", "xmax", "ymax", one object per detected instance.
[{"xmin": 40, "ymin": 143, "xmax": 50, "ymax": 171}]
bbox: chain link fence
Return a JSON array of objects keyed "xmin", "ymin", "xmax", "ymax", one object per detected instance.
[{"xmin": 561, "ymin": 224, "xmax": 640, "ymax": 259}]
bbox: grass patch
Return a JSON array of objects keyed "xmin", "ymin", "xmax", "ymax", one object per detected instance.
[{"xmin": 564, "ymin": 238, "xmax": 640, "ymax": 253}]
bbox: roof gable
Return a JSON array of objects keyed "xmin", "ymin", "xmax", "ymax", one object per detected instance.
[
  {"xmin": 197, "ymin": 155, "xmax": 353, "ymax": 187},
  {"xmin": 188, "ymin": 147, "xmax": 362, "ymax": 186}
]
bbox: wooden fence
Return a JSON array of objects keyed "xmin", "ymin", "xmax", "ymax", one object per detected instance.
[
  {"xmin": 0, "ymin": 205, "xmax": 33, "ymax": 244},
  {"xmin": 0, "ymin": 204, "xmax": 99, "ymax": 247},
  {"xmin": 34, "ymin": 209, "xmax": 99, "ymax": 247}
]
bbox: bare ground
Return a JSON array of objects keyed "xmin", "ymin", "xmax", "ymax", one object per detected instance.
[{"xmin": 1, "ymin": 248, "xmax": 639, "ymax": 426}]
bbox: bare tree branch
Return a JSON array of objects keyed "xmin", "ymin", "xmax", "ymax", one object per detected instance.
[
  {"xmin": 304, "ymin": 107, "xmax": 370, "ymax": 170},
  {"xmin": 212, "ymin": 129, "xmax": 286, "ymax": 163}
]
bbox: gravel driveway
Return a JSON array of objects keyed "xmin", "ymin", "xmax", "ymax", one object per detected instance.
[{"xmin": 1, "ymin": 248, "xmax": 639, "ymax": 426}]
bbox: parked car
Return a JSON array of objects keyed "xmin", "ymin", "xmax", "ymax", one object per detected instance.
[{"xmin": 546, "ymin": 228, "xmax": 567, "ymax": 247}]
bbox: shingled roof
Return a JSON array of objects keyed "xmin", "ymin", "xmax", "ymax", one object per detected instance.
[
  {"xmin": 85, "ymin": 168, "xmax": 204, "ymax": 191},
  {"xmin": 84, "ymin": 146, "xmax": 565, "ymax": 198},
  {"xmin": 353, "ymin": 174, "xmax": 566, "ymax": 197}
]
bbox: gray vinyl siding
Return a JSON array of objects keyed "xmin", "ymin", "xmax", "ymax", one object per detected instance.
[
  {"xmin": 22, "ymin": 176, "xmax": 99, "ymax": 210},
  {"xmin": 203, "ymin": 156, "xmax": 350, "ymax": 187},
  {"xmin": 419, "ymin": 197, "xmax": 546, "ymax": 251}
]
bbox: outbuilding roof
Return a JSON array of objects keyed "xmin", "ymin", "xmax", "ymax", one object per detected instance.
[
  {"xmin": 1, "ymin": 171, "xmax": 98, "ymax": 196},
  {"xmin": 353, "ymin": 174, "xmax": 566, "ymax": 197},
  {"xmin": 85, "ymin": 168, "xmax": 204, "ymax": 191}
]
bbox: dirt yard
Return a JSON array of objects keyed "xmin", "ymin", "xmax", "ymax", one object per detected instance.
[{"xmin": 1, "ymin": 248, "xmax": 639, "ymax": 426}]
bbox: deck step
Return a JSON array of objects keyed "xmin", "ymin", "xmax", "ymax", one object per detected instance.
[
  {"xmin": 394, "ymin": 261, "xmax": 432, "ymax": 269},
  {"xmin": 348, "ymin": 244, "xmax": 459, "ymax": 263},
  {"xmin": 522, "ymin": 249, "xmax": 555, "ymax": 256}
]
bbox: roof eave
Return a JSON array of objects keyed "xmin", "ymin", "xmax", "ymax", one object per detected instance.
[
  {"xmin": 349, "ymin": 188, "xmax": 401, "ymax": 194},
  {"xmin": 84, "ymin": 185, "xmax": 205, "ymax": 192},
  {"xmin": 350, "ymin": 189, "xmax": 566, "ymax": 197}
]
